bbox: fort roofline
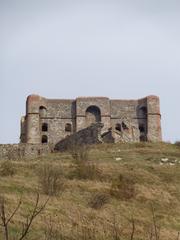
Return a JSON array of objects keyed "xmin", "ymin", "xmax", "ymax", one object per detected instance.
[{"xmin": 27, "ymin": 94, "xmax": 159, "ymax": 102}]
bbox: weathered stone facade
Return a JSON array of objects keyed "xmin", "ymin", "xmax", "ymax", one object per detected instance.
[
  {"xmin": 55, "ymin": 123, "xmax": 104, "ymax": 151},
  {"xmin": 0, "ymin": 144, "xmax": 51, "ymax": 160},
  {"xmin": 20, "ymin": 94, "xmax": 162, "ymax": 147}
]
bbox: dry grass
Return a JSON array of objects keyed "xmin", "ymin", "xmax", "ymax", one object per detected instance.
[
  {"xmin": 0, "ymin": 142, "xmax": 180, "ymax": 239},
  {"xmin": 37, "ymin": 162, "xmax": 65, "ymax": 196},
  {"xmin": 0, "ymin": 160, "xmax": 16, "ymax": 177},
  {"xmin": 110, "ymin": 174, "xmax": 136, "ymax": 200}
]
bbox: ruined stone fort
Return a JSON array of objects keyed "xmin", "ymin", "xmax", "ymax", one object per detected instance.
[{"xmin": 20, "ymin": 94, "xmax": 162, "ymax": 150}]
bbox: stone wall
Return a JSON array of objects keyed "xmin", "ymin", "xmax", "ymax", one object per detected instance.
[
  {"xmin": 21, "ymin": 94, "xmax": 162, "ymax": 145},
  {"xmin": 147, "ymin": 96, "xmax": 162, "ymax": 142},
  {"xmin": 0, "ymin": 144, "xmax": 51, "ymax": 160},
  {"xmin": 55, "ymin": 123, "xmax": 104, "ymax": 151},
  {"xmin": 76, "ymin": 97, "xmax": 111, "ymax": 132}
]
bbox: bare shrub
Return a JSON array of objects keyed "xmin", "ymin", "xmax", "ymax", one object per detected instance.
[
  {"xmin": 43, "ymin": 213, "xmax": 97, "ymax": 240},
  {"xmin": 43, "ymin": 215, "xmax": 63, "ymax": 240},
  {"xmin": 67, "ymin": 143, "xmax": 102, "ymax": 180},
  {"xmin": 0, "ymin": 193, "xmax": 48, "ymax": 240},
  {"xmin": 110, "ymin": 174, "xmax": 136, "ymax": 200},
  {"xmin": 73, "ymin": 161, "xmax": 102, "ymax": 180},
  {"xmin": 177, "ymin": 232, "xmax": 180, "ymax": 240},
  {"xmin": 68, "ymin": 143, "xmax": 89, "ymax": 163},
  {"xmin": 174, "ymin": 141, "xmax": 180, "ymax": 147},
  {"xmin": 42, "ymin": 208, "xmax": 179, "ymax": 240},
  {"xmin": 38, "ymin": 163, "xmax": 65, "ymax": 196},
  {"xmin": 0, "ymin": 160, "xmax": 16, "ymax": 177},
  {"xmin": 88, "ymin": 192, "xmax": 110, "ymax": 209},
  {"xmin": 144, "ymin": 204, "xmax": 161, "ymax": 240},
  {"xmin": 110, "ymin": 213, "xmax": 124, "ymax": 240}
]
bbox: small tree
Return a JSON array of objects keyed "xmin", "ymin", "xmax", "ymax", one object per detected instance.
[{"xmin": 0, "ymin": 193, "xmax": 48, "ymax": 240}]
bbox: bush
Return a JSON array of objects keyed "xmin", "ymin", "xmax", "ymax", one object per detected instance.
[
  {"xmin": 38, "ymin": 163, "xmax": 65, "ymax": 196},
  {"xmin": 70, "ymin": 161, "xmax": 102, "ymax": 180},
  {"xmin": 175, "ymin": 141, "xmax": 180, "ymax": 147},
  {"xmin": 68, "ymin": 143, "xmax": 89, "ymax": 163},
  {"xmin": 0, "ymin": 160, "xmax": 16, "ymax": 176},
  {"xmin": 67, "ymin": 143, "xmax": 102, "ymax": 180},
  {"xmin": 110, "ymin": 174, "xmax": 136, "ymax": 200},
  {"xmin": 88, "ymin": 192, "xmax": 110, "ymax": 209}
]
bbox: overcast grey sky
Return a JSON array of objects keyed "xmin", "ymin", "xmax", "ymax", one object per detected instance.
[{"xmin": 0, "ymin": 0, "xmax": 180, "ymax": 143}]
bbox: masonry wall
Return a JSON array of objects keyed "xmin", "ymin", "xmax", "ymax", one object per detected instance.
[
  {"xmin": 21, "ymin": 94, "xmax": 162, "ymax": 146},
  {"xmin": 24, "ymin": 95, "xmax": 75, "ymax": 145},
  {"xmin": 0, "ymin": 144, "xmax": 51, "ymax": 160},
  {"xmin": 39, "ymin": 100, "xmax": 75, "ymax": 145},
  {"xmin": 147, "ymin": 96, "xmax": 162, "ymax": 142},
  {"xmin": 76, "ymin": 97, "xmax": 111, "ymax": 132},
  {"xmin": 110, "ymin": 99, "xmax": 139, "ymax": 133},
  {"xmin": 55, "ymin": 123, "xmax": 104, "ymax": 151}
]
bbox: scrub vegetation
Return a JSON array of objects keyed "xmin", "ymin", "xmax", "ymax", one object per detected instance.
[{"xmin": 0, "ymin": 142, "xmax": 180, "ymax": 240}]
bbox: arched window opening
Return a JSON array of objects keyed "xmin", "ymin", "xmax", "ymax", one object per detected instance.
[
  {"xmin": 138, "ymin": 106, "xmax": 147, "ymax": 118},
  {"xmin": 42, "ymin": 135, "xmax": 48, "ymax": 144},
  {"xmin": 39, "ymin": 106, "xmax": 47, "ymax": 118},
  {"xmin": 85, "ymin": 106, "xmax": 101, "ymax": 127},
  {"xmin": 139, "ymin": 124, "xmax": 145, "ymax": 133},
  {"xmin": 65, "ymin": 123, "xmax": 72, "ymax": 132},
  {"xmin": 42, "ymin": 123, "xmax": 48, "ymax": 132},
  {"xmin": 115, "ymin": 123, "xmax": 121, "ymax": 132},
  {"xmin": 122, "ymin": 122, "xmax": 129, "ymax": 130}
]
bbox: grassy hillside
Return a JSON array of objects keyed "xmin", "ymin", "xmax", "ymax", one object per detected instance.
[{"xmin": 0, "ymin": 142, "xmax": 180, "ymax": 240}]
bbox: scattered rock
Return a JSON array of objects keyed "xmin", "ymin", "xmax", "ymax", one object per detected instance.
[
  {"xmin": 160, "ymin": 157, "xmax": 178, "ymax": 166},
  {"xmin": 169, "ymin": 163, "xmax": 175, "ymax": 166},
  {"xmin": 171, "ymin": 159, "xmax": 177, "ymax": 163},
  {"xmin": 161, "ymin": 158, "xmax": 169, "ymax": 163}
]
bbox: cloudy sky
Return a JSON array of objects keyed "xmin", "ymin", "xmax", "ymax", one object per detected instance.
[{"xmin": 0, "ymin": 0, "xmax": 180, "ymax": 143}]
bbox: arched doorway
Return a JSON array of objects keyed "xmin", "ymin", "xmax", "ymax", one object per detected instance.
[{"xmin": 85, "ymin": 106, "xmax": 101, "ymax": 127}]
